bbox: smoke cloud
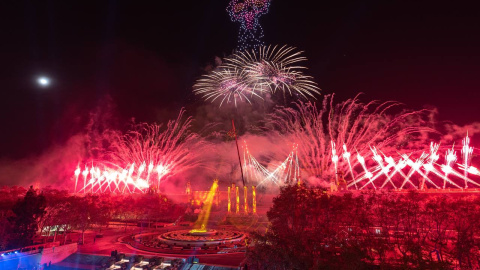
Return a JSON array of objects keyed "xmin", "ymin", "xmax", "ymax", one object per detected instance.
[{"xmin": 1, "ymin": 94, "xmax": 479, "ymax": 193}]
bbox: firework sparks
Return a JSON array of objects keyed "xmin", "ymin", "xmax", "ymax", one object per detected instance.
[
  {"xmin": 226, "ymin": 45, "xmax": 320, "ymax": 99},
  {"xmin": 266, "ymin": 94, "xmax": 480, "ymax": 190},
  {"xmin": 75, "ymin": 163, "xmax": 170, "ymax": 194},
  {"xmin": 331, "ymin": 141, "xmax": 339, "ymax": 183},
  {"xmin": 74, "ymin": 167, "xmax": 81, "ymax": 193},
  {"xmin": 193, "ymin": 45, "xmax": 320, "ymax": 107},
  {"xmin": 461, "ymin": 134, "xmax": 474, "ymax": 188},
  {"xmin": 193, "ymin": 69, "xmax": 263, "ymax": 107},
  {"xmin": 342, "ymin": 144, "xmax": 356, "ymax": 188},
  {"xmin": 242, "ymin": 141, "xmax": 300, "ymax": 187},
  {"xmin": 347, "ymin": 139, "xmax": 479, "ymax": 190},
  {"xmin": 74, "ymin": 110, "xmax": 207, "ymax": 194},
  {"xmin": 267, "ymin": 94, "xmax": 434, "ymax": 181},
  {"xmin": 443, "ymin": 147, "xmax": 457, "ymax": 189}
]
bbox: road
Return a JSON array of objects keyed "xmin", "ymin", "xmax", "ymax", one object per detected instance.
[{"xmin": 73, "ymin": 226, "xmax": 246, "ymax": 267}]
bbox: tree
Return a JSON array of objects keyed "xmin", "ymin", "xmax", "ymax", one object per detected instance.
[
  {"xmin": 0, "ymin": 187, "xmax": 26, "ymax": 251},
  {"xmin": 247, "ymin": 184, "xmax": 376, "ymax": 269},
  {"xmin": 450, "ymin": 197, "xmax": 480, "ymax": 269},
  {"xmin": 246, "ymin": 186, "xmax": 462, "ymax": 269},
  {"xmin": 112, "ymin": 195, "xmax": 137, "ymax": 231},
  {"xmin": 7, "ymin": 186, "xmax": 46, "ymax": 249},
  {"xmin": 70, "ymin": 195, "xmax": 111, "ymax": 244},
  {"xmin": 37, "ymin": 188, "xmax": 70, "ymax": 242},
  {"xmin": 423, "ymin": 196, "xmax": 452, "ymax": 266}
]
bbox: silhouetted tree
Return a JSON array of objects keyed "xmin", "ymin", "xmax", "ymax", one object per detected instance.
[
  {"xmin": 7, "ymin": 186, "xmax": 46, "ymax": 249},
  {"xmin": 70, "ymin": 195, "xmax": 111, "ymax": 244},
  {"xmin": 451, "ymin": 197, "xmax": 480, "ymax": 269},
  {"xmin": 247, "ymin": 184, "xmax": 377, "ymax": 269},
  {"xmin": 247, "ymin": 187, "xmax": 463, "ymax": 269}
]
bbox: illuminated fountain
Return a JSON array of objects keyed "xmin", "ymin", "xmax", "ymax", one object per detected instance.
[
  {"xmin": 236, "ymin": 186, "xmax": 240, "ymax": 214},
  {"xmin": 157, "ymin": 180, "xmax": 246, "ymax": 248},
  {"xmin": 252, "ymin": 186, "xmax": 257, "ymax": 214},
  {"xmin": 244, "ymin": 186, "xmax": 248, "ymax": 214},
  {"xmin": 226, "ymin": 185, "xmax": 257, "ymax": 215},
  {"xmin": 189, "ymin": 179, "xmax": 218, "ymax": 235},
  {"xmin": 228, "ymin": 186, "xmax": 232, "ymax": 214}
]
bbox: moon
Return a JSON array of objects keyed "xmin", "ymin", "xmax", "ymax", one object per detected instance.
[{"xmin": 37, "ymin": 76, "xmax": 50, "ymax": 87}]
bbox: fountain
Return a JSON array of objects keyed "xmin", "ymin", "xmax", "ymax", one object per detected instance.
[{"xmin": 157, "ymin": 180, "xmax": 246, "ymax": 248}]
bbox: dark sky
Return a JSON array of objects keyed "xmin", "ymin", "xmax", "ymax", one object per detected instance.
[{"xmin": 1, "ymin": 0, "xmax": 479, "ymax": 159}]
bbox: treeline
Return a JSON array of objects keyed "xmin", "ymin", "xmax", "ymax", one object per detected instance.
[
  {"xmin": 247, "ymin": 185, "xmax": 480, "ymax": 270},
  {"xmin": 0, "ymin": 186, "xmax": 187, "ymax": 251}
]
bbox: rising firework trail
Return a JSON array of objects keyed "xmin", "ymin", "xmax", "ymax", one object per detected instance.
[
  {"xmin": 462, "ymin": 134, "xmax": 474, "ymax": 188},
  {"xmin": 443, "ymin": 147, "xmax": 457, "ymax": 189},
  {"xmin": 74, "ymin": 167, "xmax": 81, "ymax": 193},
  {"xmin": 342, "ymin": 144, "xmax": 356, "ymax": 188},
  {"xmin": 331, "ymin": 141, "xmax": 339, "ymax": 184}
]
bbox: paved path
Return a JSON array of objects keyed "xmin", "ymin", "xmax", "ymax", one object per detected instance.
[{"xmin": 70, "ymin": 227, "xmax": 246, "ymax": 267}]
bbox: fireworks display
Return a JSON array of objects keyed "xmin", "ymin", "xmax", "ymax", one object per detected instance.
[
  {"xmin": 193, "ymin": 45, "xmax": 320, "ymax": 107},
  {"xmin": 227, "ymin": 0, "xmax": 272, "ymax": 51},
  {"xmin": 72, "ymin": 95, "xmax": 480, "ymax": 193},
  {"xmin": 231, "ymin": 94, "xmax": 478, "ymax": 190},
  {"xmin": 242, "ymin": 141, "xmax": 300, "ymax": 187},
  {"xmin": 74, "ymin": 162, "xmax": 167, "ymax": 194},
  {"xmin": 192, "ymin": 68, "xmax": 262, "ymax": 107},
  {"xmin": 345, "ymin": 134, "xmax": 478, "ymax": 190},
  {"xmin": 240, "ymin": 135, "xmax": 479, "ymax": 190},
  {"xmin": 267, "ymin": 94, "xmax": 434, "ymax": 180},
  {"xmin": 6, "ymin": 8, "xmax": 480, "ymax": 270},
  {"xmin": 227, "ymin": 45, "xmax": 320, "ymax": 100},
  {"xmin": 74, "ymin": 110, "xmax": 207, "ymax": 194},
  {"xmin": 67, "ymin": 0, "xmax": 477, "ymax": 194}
]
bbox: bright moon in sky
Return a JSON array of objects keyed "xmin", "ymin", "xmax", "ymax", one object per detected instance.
[{"xmin": 37, "ymin": 77, "xmax": 50, "ymax": 87}]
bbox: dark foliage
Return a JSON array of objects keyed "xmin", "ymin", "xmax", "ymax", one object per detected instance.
[
  {"xmin": 246, "ymin": 185, "xmax": 478, "ymax": 269},
  {"xmin": 7, "ymin": 186, "xmax": 46, "ymax": 249},
  {"xmin": 0, "ymin": 186, "xmax": 187, "ymax": 251}
]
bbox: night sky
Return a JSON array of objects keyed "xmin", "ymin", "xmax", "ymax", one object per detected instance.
[{"xmin": 1, "ymin": 0, "xmax": 479, "ymax": 159}]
